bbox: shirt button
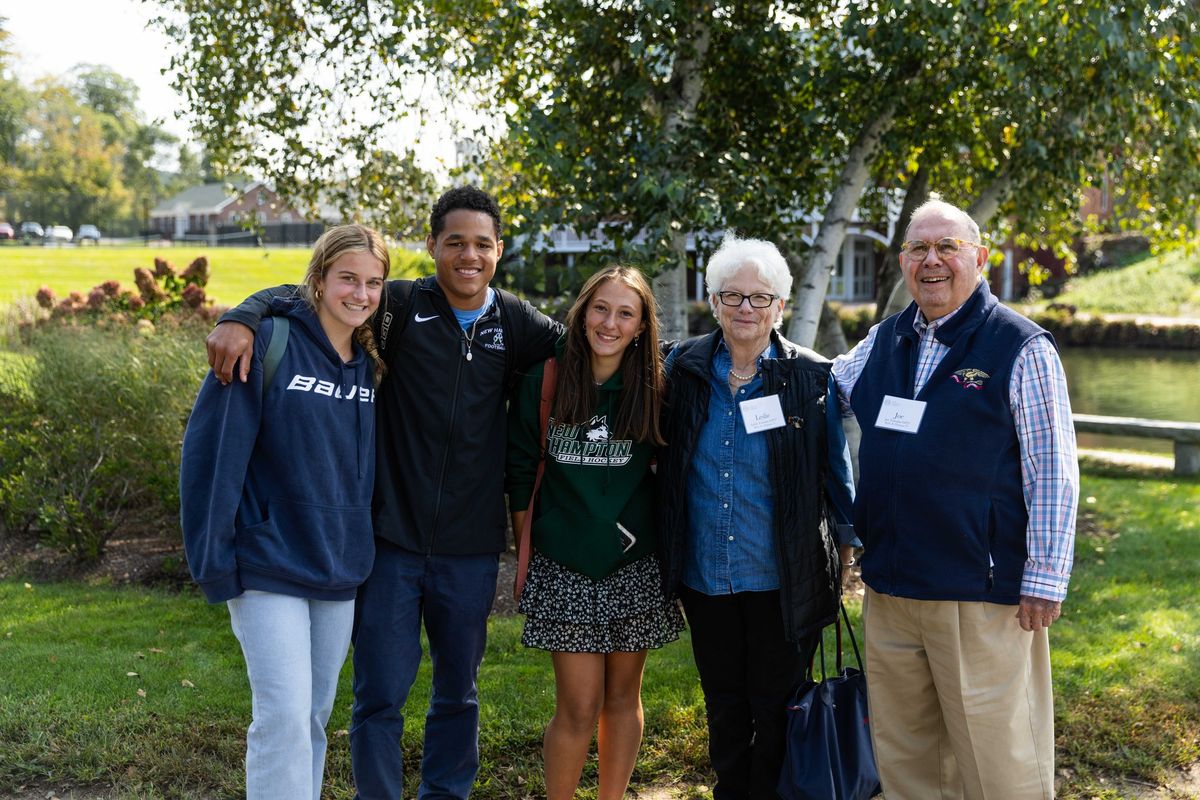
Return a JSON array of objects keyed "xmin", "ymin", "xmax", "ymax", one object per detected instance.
[
  {"xmin": 728, "ymin": 535, "xmax": 735, "ymax": 541},
  {"xmin": 739, "ymin": 388, "xmax": 745, "ymax": 394},
  {"xmin": 727, "ymin": 410, "xmax": 733, "ymax": 416},
  {"xmin": 722, "ymin": 503, "xmax": 729, "ymax": 509},
  {"xmin": 723, "ymin": 472, "xmax": 729, "ymax": 478},
  {"xmin": 724, "ymin": 440, "xmax": 730, "ymax": 446}
]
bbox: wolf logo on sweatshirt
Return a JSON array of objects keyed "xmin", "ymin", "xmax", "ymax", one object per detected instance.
[{"xmin": 546, "ymin": 414, "xmax": 632, "ymax": 466}]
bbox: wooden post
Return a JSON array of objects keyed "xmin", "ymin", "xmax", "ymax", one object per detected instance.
[{"xmin": 1175, "ymin": 442, "xmax": 1200, "ymax": 477}]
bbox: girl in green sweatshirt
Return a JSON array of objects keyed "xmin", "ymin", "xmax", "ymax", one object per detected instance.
[{"xmin": 506, "ymin": 265, "xmax": 684, "ymax": 800}]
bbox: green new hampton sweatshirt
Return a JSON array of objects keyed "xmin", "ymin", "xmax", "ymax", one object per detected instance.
[{"xmin": 505, "ymin": 357, "xmax": 656, "ymax": 579}]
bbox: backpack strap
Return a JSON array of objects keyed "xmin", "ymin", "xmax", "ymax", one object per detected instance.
[
  {"xmin": 513, "ymin": 357, "xmax": 557, "ymax": 601},
  {"xmin": 261, "ymin": 316, "xmax": 289, "ymax": 397},
  {"xmin": 377, "ymin": 278, "xmax": 417, "ymax": 358},
  {"xmin": 495, "ymin": 288, "xmax": 526, "ymax": 384}
]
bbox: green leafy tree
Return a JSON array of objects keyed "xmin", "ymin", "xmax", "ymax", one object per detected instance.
[
  {"xmin": 0, "ymin": 16, "xmax": 30, "ymax": 217},
  {"xmin": 15, "ymin": 81, "xmax": 132, "ymax": 228},
  {"xmin": 156, "ymin": 0, "xmax": 833, "ymax": 337},
  {"xmin": 864, "ymin": 1, "xmax": 1200, "ymax": 320},
  {"xmin": 156, "ymin": 0, "xmax": 1200, "ymax": 345},
  {"xmin": 71, "ymin": 65, "xmax": 179, "ymax": 234}
]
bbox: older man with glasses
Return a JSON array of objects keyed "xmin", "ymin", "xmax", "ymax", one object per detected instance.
[{"xmin": 831, "ymin": 198, "xmax": 1078, "ymax": 800}]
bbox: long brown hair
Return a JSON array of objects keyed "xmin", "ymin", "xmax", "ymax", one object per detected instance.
[
  {"xmin": 302, "ymin": 224, "xmax": 390, "ymax": 385},
  {"xmin": 554, "ymin": 265, "xmax": 664, "ymax": 445}
]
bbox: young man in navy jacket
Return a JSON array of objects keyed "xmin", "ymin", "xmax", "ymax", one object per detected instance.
[
  {"xmin": 206, "ymin": 187, "xmax": 561, "ymax": 799},
  {"xmin": 832, "ymin": 199, "xmax": 1078, "ymax": 800}
]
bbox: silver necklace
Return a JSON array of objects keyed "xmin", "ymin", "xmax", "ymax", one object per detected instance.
[{"xmin": 463, "ymin": 317, "xmax": 480, "ymax": 361}]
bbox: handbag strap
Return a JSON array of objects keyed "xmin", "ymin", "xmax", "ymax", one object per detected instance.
[
  {"xmin": 840, "ymin": 600, "xmax": 865, "ymax": 670},
  {"xmin": 513, "ymin": 357, "xmax": 557, "ymax": 601},
  {"xmin": 810, "ymin": 601, "xmax": 866, "ymax": 680}
]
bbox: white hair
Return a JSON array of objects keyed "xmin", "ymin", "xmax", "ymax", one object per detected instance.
[
  {"xmin": 904, "ymin": 198, "xmax": 982, "ymax": 243},
  {"xmin": 704, "ymin": 232, "xmax": 792, "ymax": 329}
]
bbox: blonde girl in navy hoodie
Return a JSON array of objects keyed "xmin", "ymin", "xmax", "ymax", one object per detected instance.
[
  {"xmin": 180, "ymin": 224, "xmax": 388, "ymax": 800},
  {"xmin": 506, "ymin": 265, "xmax": 684, "ymax": 800}
]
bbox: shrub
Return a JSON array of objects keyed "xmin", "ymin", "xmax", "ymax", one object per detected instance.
[
  {"xmin": 27, "ymin": 256, "xmax": 221, "ymax": 331},
  {"xmin": 0, "ymin": 322, "xmax": 209, "ymax": 561},
  {"xmin": 836, "ymin": 304, "xmax": 876, "ymax": 342}
]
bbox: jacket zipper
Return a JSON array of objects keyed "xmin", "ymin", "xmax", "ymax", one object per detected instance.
[{"xmin": 427, "ymin": 308, "xmax": 471, "ymax": 554}]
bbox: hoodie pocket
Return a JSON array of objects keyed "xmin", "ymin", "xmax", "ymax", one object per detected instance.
[{"xmin": 236, "ymin": 498, "xmax": 375, "ymax": 590}]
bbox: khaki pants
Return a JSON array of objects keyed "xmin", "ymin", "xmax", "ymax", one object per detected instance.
[{"xmin": 863, "ymin": 588, "xmax": 1055, "ymax": 800}]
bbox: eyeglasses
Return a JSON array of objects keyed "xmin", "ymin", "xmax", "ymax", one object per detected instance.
[
  {"xmin": 900, "ymin": 238, "xmax": 982, "ymax": 259},
  {"xmin": 716, "ymin": 291, "xmax": 779, "ymax": 308}
]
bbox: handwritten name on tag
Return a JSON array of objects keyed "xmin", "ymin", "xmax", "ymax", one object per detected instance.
[{"xmin": 874, "ymin": 395, "xmax": 926, "ymax": 434}]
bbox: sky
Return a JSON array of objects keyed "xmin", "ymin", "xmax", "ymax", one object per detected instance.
[
  {"xmin": 3, "ymin": 0, "xmax": 471, "ymax": 175},
  {"xmin": 5, "ymin": 0, "xmax": 190, "ymax": 144}
]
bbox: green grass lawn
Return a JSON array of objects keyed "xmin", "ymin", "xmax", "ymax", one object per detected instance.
[
  {"xmin": 0, "ymin": 587, "xmax": 708, "ymax": 799},
  {"xmin": 1046, "ymin": 249, "xmax": 1200, "ymax": 317},
  {"xmin": 1, "ymin": 469, "xmax": 1196, "ymax": 799},
  {"xmin": 0, "ymin": 245, "xmax": 433, "ymax": 308}
]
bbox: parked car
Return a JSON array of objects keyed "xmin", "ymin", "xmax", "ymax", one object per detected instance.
[
  {"xmin": 44, "ymin": 225, "xmax": 73, "ymax": 244},
  {"xmin": 19, "ymin": 222, "xmax": 44, "ymax": 243},
  {"xmin": 75, "ymin": 224, "xmax": 101, "ymax": 244},
  {"xmin": 0, "ymin": 222, "xmax": 13, "ymax": 240}
]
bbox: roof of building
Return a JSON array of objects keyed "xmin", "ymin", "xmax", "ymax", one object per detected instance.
[{"xmin": 149, "ymin": 181, "xmax": 262, "ymax": 218}]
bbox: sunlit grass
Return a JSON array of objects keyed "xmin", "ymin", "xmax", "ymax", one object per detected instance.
[
  {"xmin": 0, "ymin": 581, "xmax": 709, "ymax": 799},
  {"xmin": 1, "ymin": 469, "xmax": 1196, "ymax": 798},
  {"xmin": 1048, "ymin": 249, "xmax": 1200, "ymax": 317},
  {"xmin": 1053, "ymin": 473, "xmax": 1200, "ymax": 797},
  {"xmin": 0, "ymin": 244, "xmax": 433, "ymax": 308}
]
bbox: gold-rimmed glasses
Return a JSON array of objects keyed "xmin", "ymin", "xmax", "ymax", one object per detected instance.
[{"xmin": 900, "ymin": 238, "xmax": 982, "ymax": 260}]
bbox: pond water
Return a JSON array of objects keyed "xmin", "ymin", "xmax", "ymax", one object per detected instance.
[{"xmin": 1061, "ymin": 347, "xmax": 1200, "ymax": 453}]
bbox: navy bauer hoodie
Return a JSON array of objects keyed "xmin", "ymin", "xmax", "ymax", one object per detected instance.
[{"xmin": 180, "ymin": 298, "xmax": 377, "ymax": 603}]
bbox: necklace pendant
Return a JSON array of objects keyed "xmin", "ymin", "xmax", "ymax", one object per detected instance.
[{"xmin": 466, "ymin": 350, "xmax": 473, "ymax": 362}]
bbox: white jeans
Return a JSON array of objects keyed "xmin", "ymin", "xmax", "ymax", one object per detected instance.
[{"xmin": 227, "ymin": 590, "xmax": 355, "ymax": 800}]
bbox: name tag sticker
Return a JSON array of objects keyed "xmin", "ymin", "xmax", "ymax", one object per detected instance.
[
  {"xmin": 874, "ymin": 395, "xmax": 927, "ymax": 434},
  {"xmin": 740, "ymin": 394, "xmax": 786, "ymax": 434}
]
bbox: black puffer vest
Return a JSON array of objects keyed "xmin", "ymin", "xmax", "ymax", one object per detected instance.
[{"xmin": 656, "ymin": 330, "xmax": 841, "ymax": 643}]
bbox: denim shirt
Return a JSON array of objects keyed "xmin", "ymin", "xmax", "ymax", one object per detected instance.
[
  {"xmin": 680, "ymin": 340, "xmax": 859, "ymax": 596},
  {"xmin": 682, "ymin": 340, "xmax": 781, "ymax": 594}
]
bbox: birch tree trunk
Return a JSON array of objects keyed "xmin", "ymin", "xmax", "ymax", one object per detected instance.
[
  {"xmin": 786, "ymin": 103, "xmax": 897, "ymax": 348},
  {"xmin": 967, "ymin": 169, "xmax": 1013, "ymax": 228},
  {"xmin": 652, "ymin": 9, "xmax": 712, "ymax": 342},
  {"xmin": 654, "ymin": 230, "xmax": 691, "ymax": 340},
  {"xmin": 873, "ymin": 160, "xmax": 930, "ymax": 322}
]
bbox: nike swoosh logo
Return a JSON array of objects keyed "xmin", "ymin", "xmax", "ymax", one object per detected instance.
[{"xmin": 414, "ymin": 313, "xmax": 439, "ymax": 322}]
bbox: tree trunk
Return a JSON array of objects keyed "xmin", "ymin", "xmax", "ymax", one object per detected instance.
[
  {"xmin": 813, "ymin": 299, "xmax": 849, "ymax": 358},
  {"xmin": 967, "ymin": 168, "xmax": 1013, "ymax": 228},
  {"xmin": 786, "ymin": 103, "xmax": 897, "ymax": 348},
  {"xmin": 652, "ymin": 6, "xmax": 712, "ymax": 342},
  {"xmin": 873, "ymin": 160, "xmax": 930, "ymax": 323},
  {"xmin": 654, "ymin": 230, "xmax": 690, "ymax": 340}
]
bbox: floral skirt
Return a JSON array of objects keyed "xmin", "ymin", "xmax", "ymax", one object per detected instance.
[{"xmin": 519, "ymin": 550, "xmax": 685, "ymax": 653}]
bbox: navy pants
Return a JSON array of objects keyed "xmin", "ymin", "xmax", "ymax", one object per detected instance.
[
  {"xmin": 350, "ymin": 539, "xmax": 499, "ymax": 799},
  {"xmin": 681, "ymin": 587, "xmax": 819, "ymax": 800}
]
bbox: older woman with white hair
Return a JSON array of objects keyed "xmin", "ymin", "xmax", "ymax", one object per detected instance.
[{"xmin": 656, "ymin": 232, "xmax": 857, "ymax": 799}]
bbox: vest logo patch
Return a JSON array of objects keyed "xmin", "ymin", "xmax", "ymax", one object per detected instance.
[
  {"xmin": 951, "ymin": 368, "xmax": 989, "ymax": 389},
  {"xmin": 477, "ymin": 324, "xmax": 505, "ymax": 352}
]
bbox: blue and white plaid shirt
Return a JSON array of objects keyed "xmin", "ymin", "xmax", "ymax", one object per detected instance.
[{"xmin": 831, "ymin": 305, "xmax": 1078, "ymax": 602}]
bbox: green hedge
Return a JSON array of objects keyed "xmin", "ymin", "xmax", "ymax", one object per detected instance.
[
  {"xmin": 1028, "ymin": 308, "xmax": 1200, "ymax": 349},
  {"xmin": 0, "ymin": 321, "xmax": 209, "ymax": 561}
]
